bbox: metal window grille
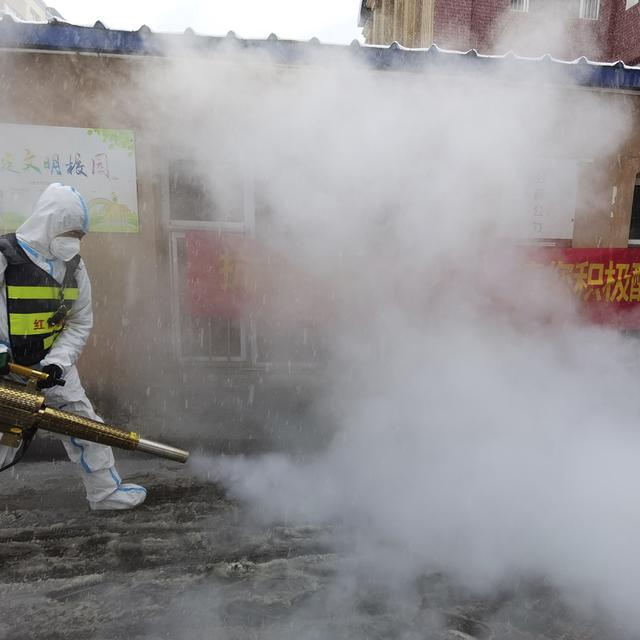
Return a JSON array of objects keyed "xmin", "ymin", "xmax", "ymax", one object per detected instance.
[
  {"xmin": 510, "ymin": 0, "xmax": 529, "ymax": 11},
  {"xmin": 579, "ymin": 0, "xmax": 600, "ymax": 20}
]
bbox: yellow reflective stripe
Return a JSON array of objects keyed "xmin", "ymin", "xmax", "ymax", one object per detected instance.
[
  {"xmin": 7, "ymin": 286, "xmax": 78, "ymax": 301},
  {"xmin": 9, "ymin": 312, "xmax": 62, "ymax": 335},
  {"xmin": 43, "ymin": 332, "xmax": 60, "ymax": 349}
]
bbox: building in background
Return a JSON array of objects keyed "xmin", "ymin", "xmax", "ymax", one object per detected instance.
[
  {"xmin": 1, "ymin": 0, "xmax": 62, "ymax": 22},
  {"xmin": 359, "ymin": 0, "xmax": 640, "ymax": 64}
]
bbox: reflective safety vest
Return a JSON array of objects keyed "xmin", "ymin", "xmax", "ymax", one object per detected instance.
[{"xmin": 0, "ymin": 233, "xmax": 80, "ymax": 366}]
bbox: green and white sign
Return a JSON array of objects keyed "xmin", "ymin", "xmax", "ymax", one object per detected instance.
[{"xmin": 0, "ymin": 123, "xmax": 139, "ymax": 233}]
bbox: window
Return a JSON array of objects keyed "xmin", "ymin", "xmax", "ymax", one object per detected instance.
[
  {"xmin": 579, "ymin": 0, "xmax": 600, "ymax": 20},
  {"xmin": 168, "ymin": 158, "xmax": 250, "ymax": 228},
  {"xmin": 627, "ymin": 0, "xmax": 639, "ymax": 9},
  {"xmin": 629, "ymin": 174, "xmax": 640, "ymax": 244},
  {"xmin": 167, "ymin": 154, "xmax": 255, "ymax": 363},
  {"xmin": 167, "ymin": 166, "xmax": 324, "ymax": 368},
  {"xmin": 510, "ymin": 0, "xmax": 529, "ymax": 11}
]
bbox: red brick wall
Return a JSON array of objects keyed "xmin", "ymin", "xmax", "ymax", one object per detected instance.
[
  {"xmin": 432, "ymin": 0, "xmax": 635, "ymax": 64},
  {"xmin": 433, "ymin": 0, "xmax": 474, "ymax": 50},
  {"xmin": 562, "ymin": 0, "xmax": 615, "ymax": 61},
  {"xmin": 610, "ymin": 1, "xmax": 640, "ymax": 64},
  {"xmin": 469, "ymin": 0, "xmax": 511, "ymax": 51}
]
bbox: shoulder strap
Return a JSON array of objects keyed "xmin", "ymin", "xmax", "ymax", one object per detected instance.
[
  {"xmin": 63, "ymin": 254, "xmax": 82, "ymax": 289},
  {"xmin": 0, "ymin": 234, "xmax": 28, "ymax": 266}
]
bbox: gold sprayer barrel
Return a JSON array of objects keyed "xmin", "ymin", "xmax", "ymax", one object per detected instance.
[{"xmin": 0, "ymin": 365, "xmax": 189, "ymax": 464}]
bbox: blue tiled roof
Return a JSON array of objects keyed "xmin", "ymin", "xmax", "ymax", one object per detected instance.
[{"xmin": 1, "ymin": 14, "xmax": 640, "ymax": 92}]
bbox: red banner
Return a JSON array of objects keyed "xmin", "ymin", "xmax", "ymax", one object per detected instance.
[
  {"xmin": 186, "ymin": 236, "xmax": 640, "ymax": 329},
  {"xmin": 531, "ymin": 248, "xmax": 640, "ymax": 328},
  {"xmin": 185, "ymin": 231, "xmax": 325, "ymax": 322},
  {"xmin": 185, "ymin": 232, "xmax": 260, "ymax": 317}
]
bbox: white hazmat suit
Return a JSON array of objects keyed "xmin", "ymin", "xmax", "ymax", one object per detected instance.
[{"xmin": 0, "ymin": 183, "xmax": 146, "ymax": 510}]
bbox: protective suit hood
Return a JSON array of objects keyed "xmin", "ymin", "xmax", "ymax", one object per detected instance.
[{"xmin": 16, "ymin": 183, "xmax": 89, "ymax": 259}]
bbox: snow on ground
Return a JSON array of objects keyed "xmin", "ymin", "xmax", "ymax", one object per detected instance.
[{"xmin": 0, "ymin": 455, "xmax": 634, "ymax": 640}]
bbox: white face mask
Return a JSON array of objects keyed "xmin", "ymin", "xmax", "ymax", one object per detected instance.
[{"xmin": 50, "ymin": 236, "xmax": 81, "ymax": 262}]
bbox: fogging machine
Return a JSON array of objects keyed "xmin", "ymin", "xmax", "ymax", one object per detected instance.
[{"xmin": 0, "ymin": 363, "xmax": 189, "ymax": 472}]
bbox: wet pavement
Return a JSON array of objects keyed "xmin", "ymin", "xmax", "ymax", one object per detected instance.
[{"xmin": 0, "ymin": 457, "xmax": 633, "ymax": 640}]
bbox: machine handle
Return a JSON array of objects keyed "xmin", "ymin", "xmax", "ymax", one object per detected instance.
[{"xmin": 8, "ymin": 363, "xmax": 66, "ymax": 387}]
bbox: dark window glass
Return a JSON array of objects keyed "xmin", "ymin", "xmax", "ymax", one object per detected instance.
[
  {"xmin": 630, "ymin": 177, "xmax": 640, "ymax": 241},
  {"xmin": 169, "ymin": 159, "xmax": 244, "ymax": 223}
]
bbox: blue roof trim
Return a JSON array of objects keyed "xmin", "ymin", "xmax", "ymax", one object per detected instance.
[
  {"xmin": 0, "ymin": 17, "xmax": 164, "ymax": 55},
  {"xmin": 1, "ymin": 16, "xmax": 640, "ymax": 91}
]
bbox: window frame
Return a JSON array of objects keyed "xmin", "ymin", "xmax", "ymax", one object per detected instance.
[
  {"xmin": 164, "ymin": 160, "xmax": 322, "ymax": 370},
  {"xmin": 170, "ymin": 231, "xmax": 249, "ymax": 364},
  {"xmin": 628, "ymin": 173, "xmax": 640, "ymax": 247},
  {"xmin": 510, "ymin": 0, "xmax": 529, "ymax": 12},
  {"xmin": 579, "ymin": 0, "xmax": 600, "ymax": 20},
  {"xmin": 164, "ymin": 157, "xmax": 254, "ymax": 364},
  {"xmin": 164, "ymin": 157, "xmax": 255, "ymax": 234}
]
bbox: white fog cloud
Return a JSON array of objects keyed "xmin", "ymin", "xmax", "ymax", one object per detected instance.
[{"xmin": 147, "ymin": 40, "xmax": 640, "ymax": 630}]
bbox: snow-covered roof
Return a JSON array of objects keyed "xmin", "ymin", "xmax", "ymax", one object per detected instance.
[{"xmin": 1, "ymin": 14, "xmax": 640, "ymax": 92}]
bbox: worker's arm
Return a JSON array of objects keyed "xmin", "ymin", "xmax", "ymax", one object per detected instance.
[{"xmin": 40, "ymin": 259, "xmax": 93, "ymax": 373}]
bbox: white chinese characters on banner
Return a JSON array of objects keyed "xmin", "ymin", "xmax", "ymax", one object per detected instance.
[{"xmin": 0, "ymin": 123, "xmax": 139, "ymax": 233}]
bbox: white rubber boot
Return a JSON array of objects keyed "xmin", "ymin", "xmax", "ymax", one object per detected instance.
[
  {"xmin": 85, "ymin": 467, "xmax": 147, "ymax": 511},
  {"xmin": 89, "ymin": 485, "xmax": 147, "ymax": 511}
]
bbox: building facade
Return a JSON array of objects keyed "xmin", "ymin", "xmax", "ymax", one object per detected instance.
[{"xmin": 360, "ymin": 0, "xmax": 640, "ymax": 64}]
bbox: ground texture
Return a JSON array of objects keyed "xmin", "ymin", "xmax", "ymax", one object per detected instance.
[{"xmin": 0, "ymin": 457, "xmax": 634, "ymax": 640}]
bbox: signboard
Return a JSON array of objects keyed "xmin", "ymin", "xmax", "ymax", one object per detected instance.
[
  {"xmin": 531, "ymin": 248, "xmax": 640, "ymax": 328},
  {"xmin": 0, "ymin": 123, "xmax": 139, "ymax": 233},
  {"xmin": 522, "ymin": 159, "xmax": 578, "ymax": 241}
]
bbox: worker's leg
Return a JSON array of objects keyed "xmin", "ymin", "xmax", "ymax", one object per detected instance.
[
  {"xmin": 0, "ymin": 443, "xmax": 14, "ymax": 468},
  {"xmin": 52, "ymin": 393, "xmax": 147, "ymax": 510}
]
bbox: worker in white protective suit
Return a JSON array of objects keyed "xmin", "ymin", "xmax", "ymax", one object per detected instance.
[{"xmin": 0, "ymin": 183, "xmax": 146, "ymax": 510}]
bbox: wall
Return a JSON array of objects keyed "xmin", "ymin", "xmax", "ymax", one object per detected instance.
[
  {"xmin": 432, "ymin": 0, "xmax": 474, "ymax": 50},
  {"xmin": 0, "ymin": 44, "xmax": 638, "ymax": 447},
  {"xmin": 452, "ymin": 0, "xmax": 615, "ymax": 60},
  {"xmin": 610, "ymin": 1, "xmax": 640, "ymax": 63},
  {"xmin": 366, "ymin": 0, "xmax": 640, "ymax": 64}
]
